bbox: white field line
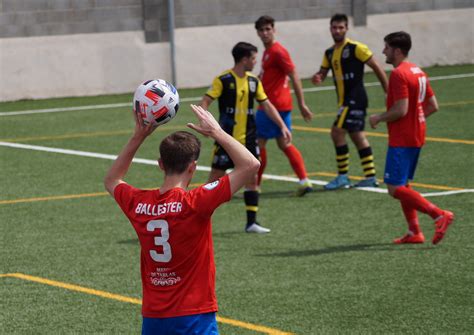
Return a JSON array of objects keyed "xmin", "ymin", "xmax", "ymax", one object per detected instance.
[
  {"xmin": 1, "ymin": 141, "xmax": 472, "ymax": 198},
  {"xmin": 1, "ymin": 73, "xmax": 473, "ymax": 117}
]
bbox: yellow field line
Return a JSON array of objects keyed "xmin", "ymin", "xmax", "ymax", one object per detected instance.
[
  {"xmin": 1, "ymin": 273, "xmax": 293, "ymax": 335},
  {"xmin": 294, "ymin": 99, "xmax": 474, "ymax": 119},
  {"xmin": 2, "ymin": 100, "xmax": 473, "ymax": 145},
  {"xmin": 0, "ymin": 192, "xmax": 109, "ymax": 205},
  {"xmin": 292, "ymin": 125, "xmax": 474, "ymax": 145},
  {"xmin": 306, "ymin": 171, "xmax": 463, "ymax": 191},
  {"xmin": 0, "ymin": 183, "xmax": 204, "ymax": 205}
]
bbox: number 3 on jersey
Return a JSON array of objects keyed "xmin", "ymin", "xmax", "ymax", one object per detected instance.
[{"xmin": 147, "ymin": 219, "xmax": 172, "ymax": 262}]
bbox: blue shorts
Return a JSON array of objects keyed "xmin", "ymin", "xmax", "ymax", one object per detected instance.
[
  {"xmin": 383, "ymin": 147, "xmax": 421, "ymax": 186},
  {"xmin": 256, "ymin": 110, "xmax": 292, "ymax": 139},
  {"xmin": 142, "ymin": 312, "xmax": 218, "ymax": 335}
]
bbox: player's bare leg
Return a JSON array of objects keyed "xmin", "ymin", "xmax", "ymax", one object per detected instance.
[
  {"xmin": 349, "ymin": 131, "xmax": 378, "ymax": 187},
  {"xmin": 256, "ymin": 138, "xmax": 268, "ymax": 187}
]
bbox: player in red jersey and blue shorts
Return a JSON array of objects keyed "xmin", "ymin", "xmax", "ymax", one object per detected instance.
[
  {"xmin": 104, "ymin": 105, "xmax": 260, "ymax": 334},
  {"xmin": 370, "ymin": 31, "xmax": 454, "ymax": 245},
  {"xmin": 254, "ymin": 15, "xmax": 314, "ymax": 196}
]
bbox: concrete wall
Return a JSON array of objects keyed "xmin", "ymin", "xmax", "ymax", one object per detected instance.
[
  {"xmin": 0, "ymin": 8, "xmax": 473, "ymax": 101},
  {"xmin": 0, "ymin": 31, "xmax": 170, "ymax": 100},
  {"xmin": 176, "ymin": 8, "xmax": 474, "ymax": 88}
]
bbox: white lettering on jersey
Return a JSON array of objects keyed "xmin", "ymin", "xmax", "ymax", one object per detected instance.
[
  {"xmin": 410, "ymin": 66, "xmax": 423, "ymax": 74},
  {"xmin": 135, "ymin": 202, "xmax": 183, "ymax": 216},
  {"xmin": 204, "ymin": 180, "xmax": 220, "ymax": 190}
]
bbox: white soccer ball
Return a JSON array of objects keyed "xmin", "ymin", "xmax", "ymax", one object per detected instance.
[{"xmin": 133, "ymin": 79, "xmax": 179, "ymax": 127}]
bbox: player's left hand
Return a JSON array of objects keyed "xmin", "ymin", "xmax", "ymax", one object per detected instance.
[
  {"xmin": 299, "ymin": 104, "xmax": 314, "ymax": 122},
  {"xmin": 369, "ymin": 114, "xmax": 380, "ymax": 129}
]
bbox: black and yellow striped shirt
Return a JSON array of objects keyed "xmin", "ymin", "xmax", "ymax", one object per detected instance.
[
  {"xmin": 206, "ymin": 69, "xmax": 267, "ymax": 146},
  {"xmin": 321, "ymin": 38, "xmax": 373, "ymax": 109}
]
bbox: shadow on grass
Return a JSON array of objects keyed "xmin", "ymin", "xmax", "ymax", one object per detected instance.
[
  {"xmin": 256, "ymin": 242, "xmax": 436, "ymax": 257},
  {"xmin": 232, "ymin": 188, "xmax": 326, "ymax": 200}
]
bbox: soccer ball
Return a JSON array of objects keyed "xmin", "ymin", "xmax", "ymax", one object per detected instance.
[{"xmin": 133, "ymin": 79, "xmax": 179, "ymax": 127}]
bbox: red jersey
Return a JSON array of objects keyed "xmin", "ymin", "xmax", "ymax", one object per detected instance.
[
  {"xmin": 113, "ymin": 176, "xmax": 231, "ymax": 318},
  {"xmin": 259, "ymin": 41, "xmax": 295, "ymax": 111},
  {"xmin": 386, "ymin": 61, "xmax": 434, "ymax": 147}
]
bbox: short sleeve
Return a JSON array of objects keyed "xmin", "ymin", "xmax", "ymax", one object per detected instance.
[
  {"xmin": 277, "ymin": 47, "xmax": 295, "ymax": 74},
  {"xmin": 355, "ymin": 43, "xmax": 373, "ymax": 63},
  {"xmin": 255, "ymin": 79, "xmax": 268, "ymax": 102},
  {"xmin": 321, "ymin": 53, "xmax": 330, "ymax": 69},
  {"xmin": 389, "ymin": 70, "xmax": 409, "ymax": 102},
  {"xmin": 114, "ymin": 183, "xmax": 140, "ymax": 217},
  {"xmin": 205, "ymin": 76, "xmax": 223, "ymax": 99},
  {"xmin": 189, "ymin": 175, "xmax": 232, "ymax": 218}
]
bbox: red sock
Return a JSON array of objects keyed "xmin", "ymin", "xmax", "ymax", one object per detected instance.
[
  {"xmin": 400, "ymin": 200, "xmax": 420, "ymax": 234},
  {"xmin": 283, "ymin": 145, "xmax": 307, "ymax": 180},
  {"xmin": 257, "ymin": 147, "xmax": 267, "ymax": 186},
  {"xmin": 393, "ymin": 185, "xmax": 443, "ymax": 220}
]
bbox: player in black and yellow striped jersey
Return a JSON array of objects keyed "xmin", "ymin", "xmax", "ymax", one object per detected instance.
[
  {"xmin": 200, "ymin": 42, "xmax": 291, "ymax": 234},
  {"xmin": 312, "ymin": 13, "xmax": 388, "ymax": 190}
]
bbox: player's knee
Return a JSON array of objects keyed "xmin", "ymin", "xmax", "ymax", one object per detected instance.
[{"xmin": 387, "ymin": 184, "xmax": 399, "ymax": 197}]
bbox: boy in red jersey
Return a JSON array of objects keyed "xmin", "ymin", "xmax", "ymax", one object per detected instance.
[
  {"xmin": 369, "ymin": 31, "xmax": 454, "ymax": 245},
  {"xmin": 104, "ymin": 104, "xmax": 260, "ymax": 334},
  {"xmin": 254, "ymin": 15, "xmax": 314, "ymax": 196}
]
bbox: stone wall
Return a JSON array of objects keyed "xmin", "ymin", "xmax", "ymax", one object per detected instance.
[
  {"xmin": 3, "ymin": 0, "xmax": 472, "ymax": 40},
  {"xmin": 1, "ymin": 8, "xmax": 473, "ymax": 101}
]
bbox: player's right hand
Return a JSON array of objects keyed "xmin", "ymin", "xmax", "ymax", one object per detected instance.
[
  {"xmin": 312, "ymin": 73, "xmax": 322, "ymax": 85},
  {"xmin": 369, "ymin": 114, "xmax": 379, "ymax": 129},
  {"xmin": 132, "ymin": 108, "xmax": 156, "ymax": 139},
  {"xmin": 281, "ymin": 126, "xmax": 292, "ymax": 143}
]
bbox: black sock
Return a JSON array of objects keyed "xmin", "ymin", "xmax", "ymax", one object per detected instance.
[{"xmin": 243, "ymin": 190, "xmax": 259, "ymax": 225}]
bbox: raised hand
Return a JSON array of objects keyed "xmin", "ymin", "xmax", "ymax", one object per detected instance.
[{"xmin": 187, "ymin": 104, "xmax": 223, "ymax": 137}]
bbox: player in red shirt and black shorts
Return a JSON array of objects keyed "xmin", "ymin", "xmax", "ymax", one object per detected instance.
[
  {"xmin": 370, "ymin": 31, "xmax": 454, "ymax": 245},
  {"xmin": 104, "ymin": 104, "xmax": 260, "ymax": 334},
  {"xmin": 254, "ymin": 15, "xmax": 314, "ymax": 196}
]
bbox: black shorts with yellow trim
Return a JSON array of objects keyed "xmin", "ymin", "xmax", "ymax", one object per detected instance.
[
  {"xmin": 211, "ymin": 141, "xmax": 260, "ymax": 171},
  {"xmin": 333, "ymin": 106, "xmax": 367, "ymax": 133}
]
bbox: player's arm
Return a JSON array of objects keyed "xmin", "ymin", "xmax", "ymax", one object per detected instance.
[
  {"xmin": 200, "ymin": 95, "xmax": 214, "ymax": 110},
  {"xmin": 423, "ymin": 95, "xmax": 439, "ymax": 117},
  {"xmin": 366, "ymin": 57, "xmax": 388, "ymax": 93},
  {"xmin": 312, "ymin": 67, "xmax": 329, "ymax": 85},
  {"xmin": 104, "ymin": 112, "xmax": 156, "ymax": 195},
  {"xmin": 369, "ymin": 98, "xmax": 408, "ymax": 129},
  {"xmin": 187, "ymin": 105, "xmax": 260, "ymax": 194},
  {"xmin": 261, "ymin": 99, "xmax": 292, "ymax": 142},
  {"xmin": 288, "ymin": 69, "xmax": 313, "ymax": 122},
  {"xmin": 423, "ymin": 80, "xmax": 438, "ymax": 117},
  {"xmin": 200, "ymin": 76, "xmax": 222, "ymax": 110}
]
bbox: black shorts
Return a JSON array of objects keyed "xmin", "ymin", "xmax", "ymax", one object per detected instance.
[
  {"xmin": 333, "ymin": 106, "xmax": 366, "ymax": 133},
  {"xmin": 211, "ymin": 141, "xmax": 260, "ymax": 171}
]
